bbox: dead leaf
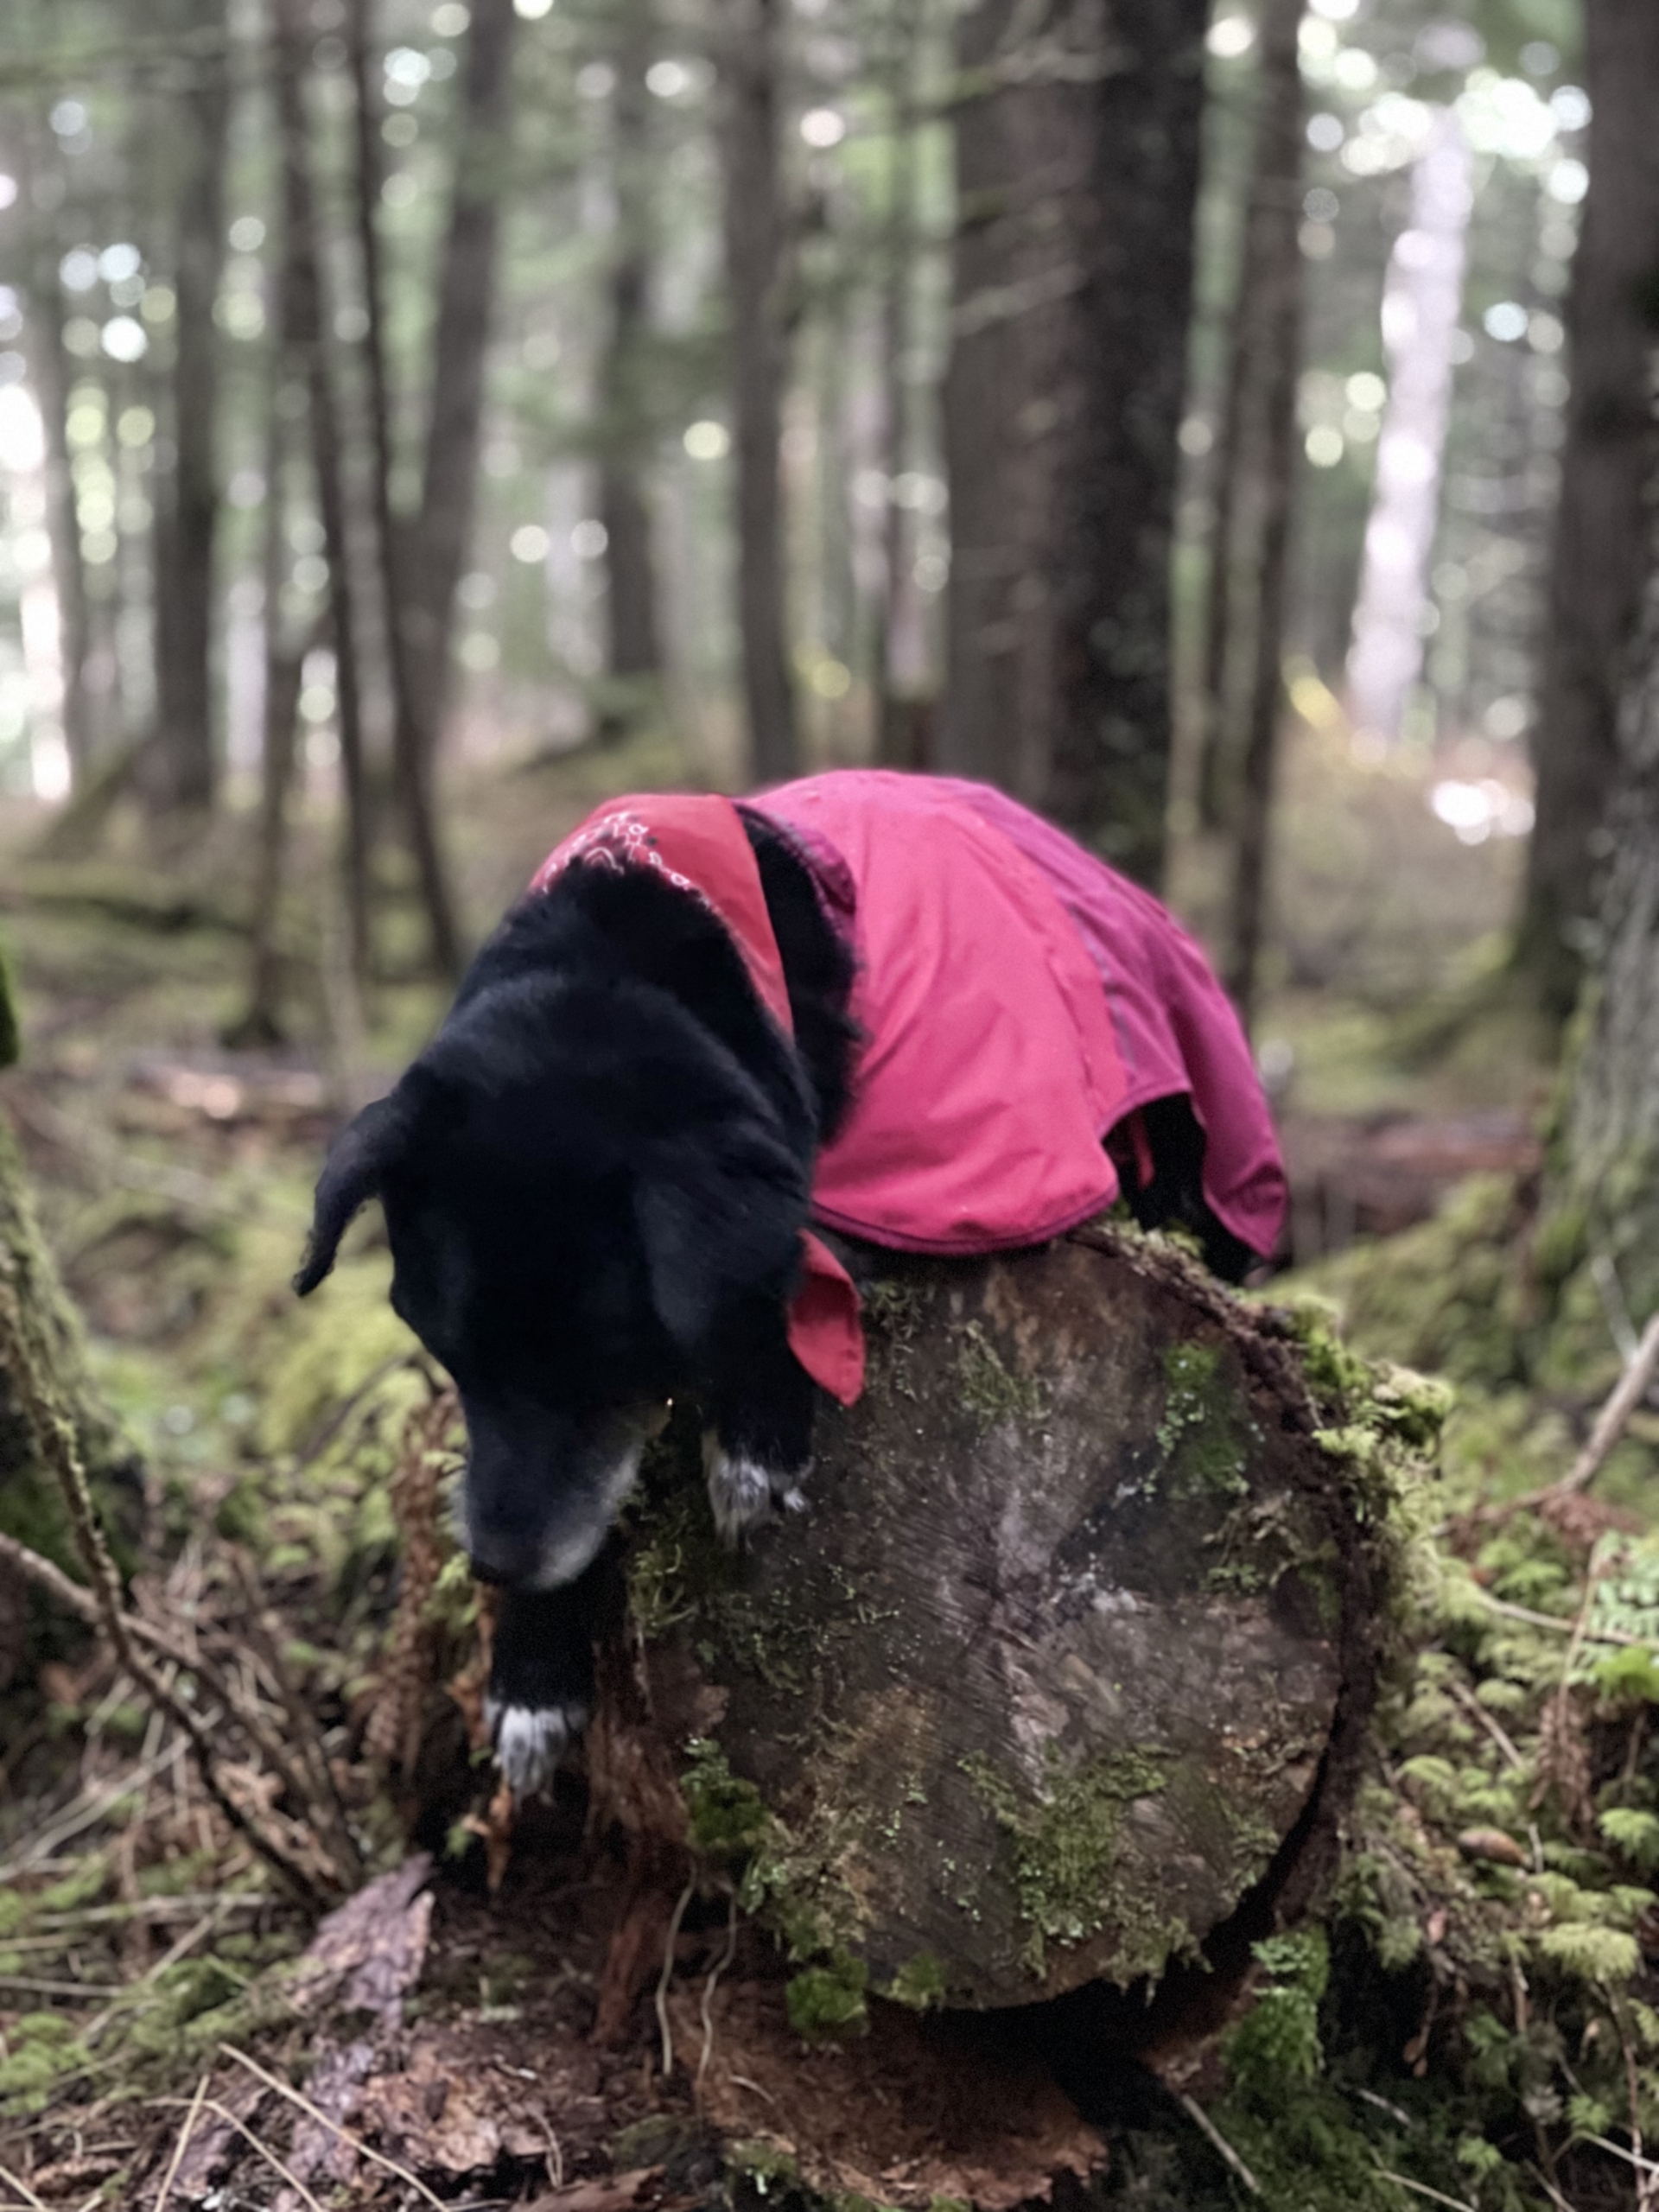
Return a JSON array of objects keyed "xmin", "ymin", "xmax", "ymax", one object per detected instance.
[
  {"xmin": 1456, "ymin": 1827, "xmax": 1525, "ymax": 1867},
  {"xmin": 525, "ymin": 2170, "xmax": 660, "ymax": 2212}
]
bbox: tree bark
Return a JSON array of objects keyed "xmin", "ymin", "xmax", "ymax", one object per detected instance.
[
  {"xmin": 595, "ymin": 0, "xmax": 664, "ymax": 732},
  {"xmin": 395, "ymin": 0, "xmax": 518, "ymax": 803},
  {"xmin": 346, "ymin": 0, "xmax": 463, "ymax": 984},
  {"xmin": 717, "ymin": 0, "xmax": 798, "ymax": 784},
  {"xmin": 273, "ymin": 0, "xmax": 373, "ymax": 995},
  {"xmin": 1222, "ymin": 0, "xmax": 1305, "ymax": 1028},
  {"xmin": 1516, "ymin": 0, "xmax": 1659, "ymax": 1023},
  {"xmin": 613, "ymin": 1226, "xmax": 1382, "ymax": 2013},
  {"xmin": 939, "ymin": 0, "xmax": 1209, "ymax": 887},
  {"xmin": 1557, "ymin": 393, "xmax": 1659, "ymax": 1325},
  {"xmin": 149, "ymin": 0, "xmax": 230, "ymax": 817}
]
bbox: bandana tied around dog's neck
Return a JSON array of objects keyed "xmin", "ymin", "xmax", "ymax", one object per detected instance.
[{"xmin": 531, "ymin": 798, "xmax": 866, "ymax": 1407}]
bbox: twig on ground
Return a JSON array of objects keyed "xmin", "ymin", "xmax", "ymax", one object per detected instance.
[
  {"xmin": 153, "ymin": 2096, "xmax": 327, "ymax": 2212},
  {"xmin": 0, "ymin": 2161, "xmax": 49, "ymax": 2209},
  {"xmin": 655, "ymin": 1879, "xmax": 696, "ymax": 2082},
  {"xmin": 1475, "ymin": 1592, "xmax": 1643, "ymax": 1646},
  {"xmin": 0, "ymin": 1278, "xmax": 334, "ymax": 1904},
  {"xmin": 218, "ymin": 2043, "xmax": 449, "ymax": 2212},
  {"xmin": 152, "ymin": 2070, "xmax": 211, "ymax": 2212},
  {"xmin": 1178, "ymin": 2093, "xmax": 1260, "ymax": 2195},
  {"xmin": 1558, "ymin": 1309, "xmax": 1659, "ymax": 1498},
  {"xmin": 1376, "ymin": 2171, "xmax": 1477, "ymax": 2212},
  {"xmin": 1446, "ymin": 1677, "xmax": 1525, "ymax": 1770}
]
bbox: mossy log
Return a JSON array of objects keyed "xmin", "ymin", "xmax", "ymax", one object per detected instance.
[{"xmin": 615, "ymin": 1224, "xmax": 1397, "ymax": 2016}]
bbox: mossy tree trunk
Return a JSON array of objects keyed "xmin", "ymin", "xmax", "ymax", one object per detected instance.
[
  {"xmin": 607, "ymin": 1224, "xmax": 1404, "ymax": 2018},
  {"xmin": 0, "ymin": 954, "xmax": 137, "ymax": 1688}
]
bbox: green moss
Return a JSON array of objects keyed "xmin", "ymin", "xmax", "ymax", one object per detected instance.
[
  {"xmin": 963, "ymin": 1746, "xmax": 1168, "ymax": 1979},
  {"xmin": 1155, "ymin": 1343, "xmax": 1251, "ymax": 1503},
  {"xmin": 682, "ymin": 1737, "xmax": 774, "ymax": 1861},
  {"xmin": 885, "ymin": 1949, "xmax": 947, "ymax": 2011},
  {"xmin": 785, "ymin": 1950, "xmax": 869, "ymax": 2038},
  {"xmin": 0, "ymin": 2012, "xmax": 86, "ymax": 2115},
  {"xmin": 956, "ymin": 1320, "xmax": 1046, "ymax": 1428}
]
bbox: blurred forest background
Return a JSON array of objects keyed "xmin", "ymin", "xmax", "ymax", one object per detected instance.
[{"xmin": 0, "ymin": 0, "xmax": 1630, "ymax": 1145}]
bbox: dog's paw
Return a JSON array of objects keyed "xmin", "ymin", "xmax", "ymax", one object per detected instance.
[
  {"xmin": 486, "ymin": 1698, "xmax": 588, "ymax": 1797},
  {"xmin": 702, "ymin": 1435, "xmax": 808, "ymax": 1544}
]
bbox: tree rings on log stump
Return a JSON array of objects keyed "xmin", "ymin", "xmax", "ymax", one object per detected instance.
[{"xmin": 621, "ymin": 1224, "xmax": 1387, "ymax": 2013}]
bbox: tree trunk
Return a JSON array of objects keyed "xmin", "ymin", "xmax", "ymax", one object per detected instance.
[
  {"xmin": 872, "ymin": 0, "xmax": 923, "ymax": 762},
  {"xmin": 1516, "ymin": 0, "xmax": 1659, "ymax": 1023},
  {"xmin": 0, "ymin": 963, "xmax": 137, "ymax": 1690},
  {"xmin": 229, "ymin": 372, "xmax": 312, "ymax": 1049},
  {"xmin": 273, "ymin": 0, "xmax": 373, "ymax": 995},
  {"xmin": 595, "ymin": 0, "xmax": 663, "ymax": 734},
  {"xmin": 718, "ymin": 0, "xmax": 798, "ymax": 784},
  {"xmin": 608, "ymin": 1225, "xmax": 1382, "ymax": 2015},
  {"xmin": 1222, "ymin": 0, "xmax": 1304, "ymax": 1027},
  {"xmin": 939, "ymin": 0, "xmax": 1209, "ymax": 887},
  {"xmin": 1557, "ymin": 409, "xmax": 1659, "ymax": 1324},
  {"xmin": 346, "ymin": 0, "xmax": 464, "ymax": 987},
  {"xmin": 149, "ymin": 0, "xmax": 230, "ymax": 817},
  {"xmin": 24, "ymin": 177, "xmax": 93, "ymax": 789},
  {"xmin": 396, "ymin": 0, "xmax": 517, "ymax": 798}
]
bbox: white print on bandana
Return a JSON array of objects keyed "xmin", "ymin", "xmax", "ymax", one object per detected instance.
[{"xmin": 537, "ymin": 810, "xmax": 709, "ymax": 908}]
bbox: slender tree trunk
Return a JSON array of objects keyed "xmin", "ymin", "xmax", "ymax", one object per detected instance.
[
  {"xmin": 149, "ymin": 0, "xmax": 230, "ymax": 817},
  {"xmin": 1516, "ymin": 0, "xmax": 1659, "ymax": 1023},
  {"xmin": 595, "ymin": 0, "xmax": 663, "ymax": 729},
  {"xmin": 873, "ymin": 0, "xmax": 922, "ymax": 764},
  {"xmin": 939, "ymin": 0, "xmax": 1209, "ymax": 887},
  {"xmin": 1343, "ymin": 111, "xmax": 1470, "ymax": 747},
  {"xmin": 346, "ymin": 0, "xmax": 463, "ymax": 983},
  {"xmin": 24, "ymin": 185, "xmax": 93, "ymax": 787},
  {"xmin": 717, "ymin": 0, "xmax": 798, "ymax": 783},
  {"xmin": 1221, "ymin": 0, "xmax": 1304, "ymax": 1029},
  {"xmin": 231, "ymin": 364, "xmax": 311, "ymax": 1048},
  {"xmin": 1555, "ymin": 373, "xmax": 1659, "ymax": 1325},
  {"xmin": 273, "ymin": 0, "xmax": 373, "ymax": 994},
  {"xmin": 395, "ymin": 0, "xmax": 517, "ymax": 796}
]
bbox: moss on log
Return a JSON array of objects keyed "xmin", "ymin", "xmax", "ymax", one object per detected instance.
[{"xmin": 620, "ymin": 1224, "xmax": 1419, "ymax": 2013}]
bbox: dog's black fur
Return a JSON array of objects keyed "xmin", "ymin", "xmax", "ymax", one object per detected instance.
[{"xmin": 296, "ymin": 812, "xmax": 1247, "ymax": 1791}]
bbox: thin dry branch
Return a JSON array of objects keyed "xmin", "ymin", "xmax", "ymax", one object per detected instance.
[
  {"xmin": 0, "ymin": 1273, "xmax": 334, "ymax": 1903},
  {"xmin": 219, "ymin": 2044, "xmax": 449, "ymax": 2212}
]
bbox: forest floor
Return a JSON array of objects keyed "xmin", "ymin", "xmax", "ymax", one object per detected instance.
[{"xmin": 3, "ymin": 727, "xmax": 1652, "ymax": 2212}]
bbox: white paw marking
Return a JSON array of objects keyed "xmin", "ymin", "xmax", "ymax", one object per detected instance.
[
  {"xmin": 702, "ymin": 1434, "xmax": 809, "ymax": 1544},
  {"xmin": 486, "ymin": 1699, "xmax": 588, "ymax": 1797}
]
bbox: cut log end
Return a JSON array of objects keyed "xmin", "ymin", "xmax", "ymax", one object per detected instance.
[{"xmin": 614, "ymin": 1224, "xmax": 1386, "ymax": 2014}]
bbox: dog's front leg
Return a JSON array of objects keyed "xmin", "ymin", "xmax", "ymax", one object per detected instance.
[
  {"xmin": 703, "ymin": 1310, "xmax": 817, "ymax": 1544},
  {"xmin": 486, "ymin": 1560, "xmax": 604, "ymax": 1796}
]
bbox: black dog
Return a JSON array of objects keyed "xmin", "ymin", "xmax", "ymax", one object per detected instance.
[{"xmin": 296, "ymin": 804, "xmax": 1249, "ymax": 1792}]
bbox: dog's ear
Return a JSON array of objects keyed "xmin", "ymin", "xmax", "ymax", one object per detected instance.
[
  {"xmin": 635, "ymin": 1116, "xmax": 807, "ymax": 1357},
  {"xmin": 294, "ymin": 1094, "xmax": 403, "ymax": 1294}
]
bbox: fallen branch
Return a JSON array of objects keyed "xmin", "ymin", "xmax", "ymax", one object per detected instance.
[{"xmin": 1557, "ymin": 1309, "xmax": 1659, "ymax": 1498}]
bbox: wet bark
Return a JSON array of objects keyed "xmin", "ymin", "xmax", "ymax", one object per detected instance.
[
  {"xmin": 939, "ymin": 0, "xmax": 1210, "ymax": 887},
  {"xmin": 595, "ymin": 0, "xmax": 663, "ymax": 731},
  {"xmin": 717, "ymin": 0, "xmax": 798, "ymax": 783},
  {"xmin": 1222, "ymin": 0, "xmax": 1304, "ymax": 1027},
  {"xmin": 395, "ymin": 0, "xmax": 518, "ymax": 814},
  {"xmin": 149, "ymin": 0, "xmax": 231, "ymax": 817},
  {"xmin": 1516, "ymin": 0, "xmax": 1659, "ymax": 1023},
  {"xmin": 273, "ymin": 0, "xmax": 373, "ymax": 993},
  {"xmin": 615, "ymin": 1226, "xmax": 1380, "ymax": 2012},
  {"xmin": 346, "ymin": 0, "xmax": 463, "ymax": 983}
]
